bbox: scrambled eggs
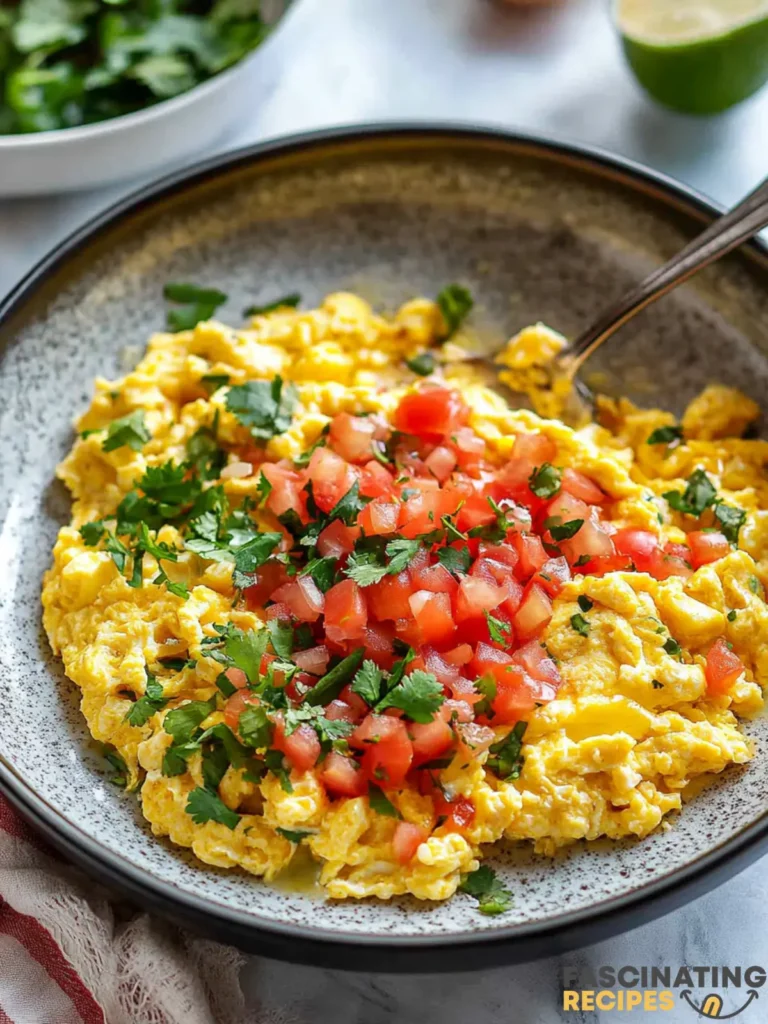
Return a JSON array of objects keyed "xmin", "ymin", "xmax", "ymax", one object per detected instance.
[{"xmin": 42, "ymin": 291, "xmax": 768, "ymax": 907}]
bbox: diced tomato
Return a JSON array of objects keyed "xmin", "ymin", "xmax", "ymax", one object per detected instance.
[
  {"xmin": 491, "ymin": 666, "xmax": 538, "ymax": 723},
  {"xmin": 293, "ymin": 645, "xmax": 330, "ymax": 676},
  {"xmin": 470, "ymin": 556, "xmax": 514, "ymax": 587},
  {"xmin": 409, "ymin": 590, "xmax": 455, "ymax": 645},
  {"xmin": 393, "ymin": 821, "xmax": 429, "ymax": 864},
  {"xmin": 367, "ymin": 571, "xmax": 413, "ymax": 621},
  {"xmin": 325, "ymin": 699, "xmax": 359, "ymax": 722},
  {"xmin": 399, "ymin": 488, "xmax": 462, "ymax": 539},
  {"xmin": 425, "ymin": 445, "xmax": 458, "ymax": 483},
  {"xmin": 456, "ymin": 493, "xmax": 496, "ymax": 534},
  {"xmin": 317, "ymin": 519, "xmax": 360, "ymax": 558},
  {"xmin": 546, "ymin": 490, "xmax": 589, "ymax": 525},
  {"xmin": 320, "ymin": 751, "xmax": 367, "ymax": 797},
  {"xmin": 324, "ymin": 579, "xmax": 367, "ymax": 641},
  {"xmin": 394, "ymin": 616, "xmax": 424, "ymax": 648},
  {"xmin": 455, "ymin": 576, "xmax": 506, "ymax": 620},
  {"xmin": 499, "ymin": 577, "xmax": 524, "ymax": 618},
  {"xmin": 223, "ymin": 690, "xmax": 259, "ymax": 732},
  {"xmin": 271, "ymin": 576, "xmax": 325, "ymax": 622},
  {"xmin": 225, "ymin": 666, "xmax": 248, "ymax": 689},
  {"xmin": 329, "ymin": 412, "xmax": 376, "ymax": 463},
  {"xmin": 512, "ymin": 432, "xmax": 557, "ymax": 466},
  {"xmin": 362, "ymin": 622, "xmax": 396, "ymax": 667},
  {"xmin": 442, "ymin": 643, "xmax": 474, "ymax": 666},
  {"xmin": 265, "ymin": 601, "xmax": 292, "ymax": 621},
  {"xmin": 650, "ymin": 547, "xmax": 693, "ymax": 581},
  {"xmin": 306, "ymin": 447, "xmax": 357, "ymax": 514},
  {"xmin": 705, "ymin": 638, "xmax": 745, "ymax": 696},
  {"xmin": 410, "ymin": 561, "xmax": 458, "ymax": 595},
  {"xmin": 339, "ymin": 684, "xmax": 369, "ymax": 720},
  {"xmin": 351, "ymin": 715, "xmax": 413, "ymax": 787},
  {"xmin": 272, "ymin": 717, "xmax": 321, "ymax": 772},
  {"xmin": 470, "ymin": 642, "xmax": 515, "ymax": 683},
  {"xmin": 688, "ymin": 531, "xmax": 730, "ymax": 568},
  {"xmin": 453, "ymin": 427, "xmax": 486, "ymax": 471},
  {"xmin": 512, "ymin": 583, "xmax": 552, "ymax": 639},
  {"xmin": 478, "ymin": 542, "xmax": 519, "ymax": 569},
  {"xmin": 421, "ymin": 646, "xmax": 460, "ymax": 685},
  {"xmin": 438, "ymin": 795, "xmax": 475, "ymax": 831},
  {"xmin": 575, "ymin": 553, "xmax": 634, "ymax": 577},
  {"xmin": 494, "ymin": 458, "xmax": 535, "ymax": 496},
  {"xmin": 561, "ymin": 467, "xmax": 605, "ymax": 505},
  {"xmin": 244, "ymin": 559, "xmax": 290, "ymax": 609},
  {"xmin": 441, "ymin": 698, "xmax": 474, "ymax": 723},
  {"xmin": 360, "ymin": 460, "xmax": 396, "ymax": 499},
  {"xmin": 358, "ymin": 499, "xmax": 400, "ymax": 536},
  {"xmin": 561, "ymin": 519, "xmax": 615, "ymax": 565},
  {"xmin": 455, "ymin": 721, "xmax": 496, "ymax": 760},
  {"xmin": 533, "ymin": 555, "xmax": 571, "ymax": 597},
  {"xmin": 511, "ymin": 533, "xmax": 548, "ymax": 578},
  {"xmin": 409, "ymin": 718, "xmax": 454, "ymax": 766},
  {"xmin": 260, "ymin": 462, "xmax": 308, "ymax": 521},
  {"xmin": 394, "ymin": 386, "xmax": 469, "ymax": 439},
  {"xmin": 511, "ymin": 639, "xmax": 561, "ymax": 690},
  {"xmin": 613, "ymin": 528, "xmax": 659, "ymax": 573}
]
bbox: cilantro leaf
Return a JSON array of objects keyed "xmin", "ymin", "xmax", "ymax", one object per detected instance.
[
  {"xmin": 351, "ymin": 659, "xmax": 384, "ymax": 706},
  {"xmin": 162, "ymin": 698, "xmax": 216, "ymax": 743},
  {"xmin": 185, "ymin": 786, "xmax": 240, "ymax": 830},
  {"xmin": 486, "ymin": 721, "xmax": 527, "ymax": 781},
  {"xmin": 714, "ymin": 503, "xmax": 746, "ymax": 546},
  {"xmin": 459, "ymin": 865, "xmax": 512, "ymax": 915},
  {"xmin": 276, "ymin": 827, "xmax": 311, "ymax": 843},
  {"xmin": 647, "ymin": 424, "xmax": 683, "ymax": 445},
  {"xmin": 577, "ymin": 595, "xmax": 593, "ymax": 612},
  {"xmin": 264, "ymin": 748, "xmax": 293, "ymax": 792},
  {"xmin": 663, "ymin": 469, "xmax": 717, "ymax": 517},
  {"xmin": 186, "ymin": 421, "xmax": 226, "ymax": 481},
  {"xmin": 80, "ymin": 520, "xmax": 106, "ymax": 546},
  {"xmin": 103, "ymin": 747, "xmax": 128, "ymax": 788},
  {"xmin": 328, "ymin": 480, "xmax": 367, "ymax": 526},
  {"xmin": 292, "ymin": 427, "xmax": 329, "ymax": 469},
  {"xmin": 243, "ymin": 293, "xmax": 301, "ymax": 317},
  {"xmin": 485, "ymin": 611, "xmax": 512, "ymax": 645},
  {"xmin": 266, "ymin": 618, "xmax": 293, "ymax": 660},
  {"xmin": 437, "ymin": 283, "xmax": 473, "ymax": 338},
  {"xmin": 124, "ymin": 671, "xmax": 167, "ymax": 726},
  {"xmin": 237, "ymin": 704, "xmax": 272, "ymax": 749},
  {"xmin": 201, "ymin": 373, "xmax": 231, "ymax": 395},
  {"xmin": 376, "ymin": 669, "xmax": 444, "ymax": 724},
  {"xmin": 570, "ymin": 612, "xmax": 590, "ymax": 637},
  {"xmin": 663, "ymin": 637, "xmax": 682, "ymax": 657},
  {"xmin": 227, "ymin": 626, "xmax": 269, "ymax": 684},
  {"xmin": 437, "ymin": 545, "xmax": 471, "ymax": 577},
  {"xmin": 344, "ymin": 549, "xmax": 388, "ymax": 587},
  {"xmin": 543, "ymin": 517, "xmax": 583, "ymax": 542},
  {"xmin": 231, "ymin": 532, "xmax": 282, "ymax": 589},
  {"xmin": 226, "ymin": 376, "xmax": 298, "ymax": 441},
  {"xmin": 164, "ymin": 283, "xmax": 228, "ymax": 306},
  {"xmin": 303, "ymin": 648, "xmax": 365, "ymax": 706},
  {"xmin": 102, "ymin": 410, "xmax": 151, "ymax": 453},
  {"xmin": 301, "ymin": 556, "xmax": 338, "ymax": 593},
  {"xmin": 368, "ymin": 783, "xmax": 401, "ymax": 819},
  {"xmin": 385, "ymin": 537, "xmax": 422, "ymax": 574},
  {"xmin": 473, "ymin": 675, "xmax": 497, "ymax": 718},
  {"xmin": 405, "ymin": 351, "xmax": 436, "ymax": 376},
  {"xmin": 528, "ymin": 463, "xmax": 561, "ymax": 499}
]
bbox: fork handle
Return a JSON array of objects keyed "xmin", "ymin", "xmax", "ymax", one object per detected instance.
[{"xmin": 568, "ymin": 175, "xmax": 768, "ymax": 371}]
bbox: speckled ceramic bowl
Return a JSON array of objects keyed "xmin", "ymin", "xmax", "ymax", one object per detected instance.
[{"xmin": 2, "ymin": 126, "xmax": 768, "ymax": 971}]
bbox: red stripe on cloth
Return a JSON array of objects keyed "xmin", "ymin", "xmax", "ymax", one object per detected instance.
[
  {"xmin": 0, "ymin": 795, "xmax": 59, "ymax": 857},
  {"xmin": 0, "ymin": 898, "xmax": 105, "ymax": 1024},
  {"xmin": 0, "ymin": 1003, "xmax": 14, "ymax": 1024}
]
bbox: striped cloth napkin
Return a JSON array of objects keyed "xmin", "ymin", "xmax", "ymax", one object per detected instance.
[{"xmin": 0, "ymin": 793, "xmax": 262, "ymax": 1024}]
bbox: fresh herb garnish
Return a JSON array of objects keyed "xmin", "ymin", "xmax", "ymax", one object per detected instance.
[
  {"xmin": 226, "ymin": 375, "xmax": 298, "ymax": 442},
  {"xmin": 486, "ymin": 721, "xmax": 527, "ymax": 780},
  {"xmin": 647, "ymin": 424, "xmax": 683, "ymax": 446},
  {"xmin": 276, "ymin": 827, "xmax": 311, "ymax": 843},
  {"xmin": 528, "ymin": 463, "xmax": 561, "ymax": 499},
  {"xmin": 543, "ymin": 517, "xmax": 583, "ymax": 542},
  {"xmin": 375, "ymin": 669, "xmax": 444, "ymax": 724},
  {"xmin": 368, "ymin": 783, "xmax": 401, "ymax": 819},
  {"xmin": 570, "ymin": 613, "xmax": 590, "ymax": 637},
  {"xmin": 405, "ymin": 351, "xmax": 436, "ymax": 376},
  {"xmin": 350, "ymin": 660, "xmax": 385, "ymax": 706},
  {"xmin": 714, "ymin": 503, "xmax": 746, "ymax": 546},
  {"xmin": 652, "ymin": 680, "xmax": 664, "ymax": 689},
  {"xmin": 303, "ymin": 649, "xmax": 366, "ymax": 707},
  {"xmin": 102, "ymin": 410, "xmax": 151, "ymax": 453},
  {"xmin": 485, "ymin": 611, "xmax": 512, "ymax": 645},
  {"xmin": 437, "ymin": 545, "xmax": 471, "ymax": 576},
  {"xmin": 164, "ymin": 283, "xmax": 228, "ymax": 332},
  {"xmin": 577, "ymin": 595, "xmax": 593, "ymax": 613},
  {"xmin": 436, "ymin": 283, "xmax": 473, "ymax": 338},
  {"xmin": 243, "ymin": 293, "xmax": 302, "ymax": 317},
  {"xmin": 663, "ymin": 469, "xmax": 717, "ymax": 517},
  {"xmin": 727, "ymin": 609, "xmax": 738, "ymax": 622},
  {"xmin": 185, "ymin": 786, "xmax": 240, "ymax": 830},
  {"xmin": 663, "ymin": 637, "xmax": 682, "ymax": 657},
  {"xmin": 124, "ymin": 670, "xmax": 167, "ymax": 727},
  {"xmin": 459, "ymin": 865, "xmax": 512, "ymax": 915}
]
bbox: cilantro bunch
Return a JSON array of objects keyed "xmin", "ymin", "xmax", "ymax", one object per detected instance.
[{"xmin": 0, "ymin": 0, "xmax": 281, "ymax": 135}]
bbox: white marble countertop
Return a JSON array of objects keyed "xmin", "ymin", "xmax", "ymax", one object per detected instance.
[{"xmin": 3, "ymin": 0, "xmax": 768, "ymax": 1020}]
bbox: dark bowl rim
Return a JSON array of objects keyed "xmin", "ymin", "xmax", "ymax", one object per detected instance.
[{"xmin": 2, "ymin": 121, "xmax": 768, "ymax": 971}]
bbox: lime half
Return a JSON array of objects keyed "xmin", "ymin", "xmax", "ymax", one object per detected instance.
[{"xmin": 617, "ymin": 0, "xmax": 768, "ymax": 114}]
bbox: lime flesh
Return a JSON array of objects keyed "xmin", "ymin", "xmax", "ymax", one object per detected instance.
[{"xmin": 617, "ymin": 0, "xmax": 768, "ymax": 114}]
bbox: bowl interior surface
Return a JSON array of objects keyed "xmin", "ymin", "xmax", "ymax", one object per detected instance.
[{"xmin": 2, "ymin": 130, "xmax": 768, "ymax": 945}]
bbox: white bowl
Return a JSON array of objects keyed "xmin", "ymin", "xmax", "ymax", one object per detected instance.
[{"xmin": 0, "ymin": 19, "xmax": 290, "ymax": 197}]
